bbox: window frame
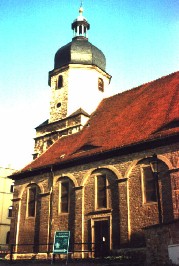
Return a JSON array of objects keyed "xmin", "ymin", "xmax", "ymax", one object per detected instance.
[
  {"xmin": 141, "ymin": 165, "xmax": 157, "ymax": 204},
  {"xmin": 95, "ymin": 174, "xmax": 108, "ymax": 209},
  {"xmin": 59, "ymin": 180, "xmax": 70, "ymax": 214},
  {"xmin": 27, "ymin": 186, "xmax": 37, "ymax": 218}
]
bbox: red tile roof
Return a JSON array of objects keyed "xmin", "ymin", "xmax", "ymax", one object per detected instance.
[{"xmin": 15, "ymin": 71, "xmax": 179, "ymax": 176}]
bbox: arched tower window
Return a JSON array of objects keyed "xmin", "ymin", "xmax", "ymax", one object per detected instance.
[
  {"xmin": 57, "ymin": 75, "xmax": 63, "ymax": 89},
  {"xmin": 98, "ymin": 78, "xmax": 104, "ymax": 92}
]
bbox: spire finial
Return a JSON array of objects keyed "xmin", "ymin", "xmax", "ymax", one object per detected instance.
[{"xmin": 79, "ymin": 1, "xmax": 83, "ymax": 15}]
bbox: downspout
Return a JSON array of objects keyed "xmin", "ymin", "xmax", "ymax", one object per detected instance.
[
  {"xmin": 14, "ymin": 198, "xmax": 21, "ymax": 254},
  {"xmin": 127, "ymin": 178, "xmax": 131, "ymax": 243},
  {"xmin": 47, "ymin": 166, "xmax": 54, "ymax": 255},
  {"xmin": 81, "ymin": 186, "xmax": 84, "ymax": 258}
]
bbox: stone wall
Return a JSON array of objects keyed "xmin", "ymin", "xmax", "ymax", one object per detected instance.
[
  {"xmin": 10, "ymin": 143, "xmax": 179, "ymax": 258},
  {"xmin": 144, "ymin": 220, "xmax": 179, "ymax": 265},
  {"xmin": 49, "ymin": 69, "xmax": 69, "ymax": 123},
  {"xmin": 34, "ymin": 113, "xmax": 89, "ymax": 158}
]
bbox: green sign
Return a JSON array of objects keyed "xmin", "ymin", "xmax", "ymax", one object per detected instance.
[{"xmin": 53, "ymin": 231, "xmax": 70, "ymax": 254}]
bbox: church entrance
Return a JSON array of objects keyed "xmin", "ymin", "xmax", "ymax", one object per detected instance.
[{"xmin": 94, "ymin": 220, "xmax": 110, "ymax": 257}]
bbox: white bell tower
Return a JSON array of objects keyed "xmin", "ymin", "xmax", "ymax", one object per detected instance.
[{"xmin": 48, "ymin": 5, "xmax": 111, "ymax": 123}]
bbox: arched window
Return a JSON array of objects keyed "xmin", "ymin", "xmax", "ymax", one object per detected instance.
[
  {"xmin": 59, "ymin": 178, "xmax": 73, "ymax": 213},
  {"xmin": 141, "ymin": 166, "xmax": 157, "ymax": 203},
  {"xmin": 61, "ymin": 181, "xmax": 69, "ymax": 213},
  {"xmin": 57, "ymin": 102, "xmax": 61, "ymax": 108},
  {"xmin": 98, "ymin": 78, "xmax": 104, "ymax": 92},
  {"xmin": 27, "ymin": 186, "xmax": 37, "ymax": 217},
  {"xmin": 57, "ymin": 75, "xmax": 63, "ymax": 89},
  {"xmin": 96, "ymin": 174, "xmax": 107, "ymax": 209}
]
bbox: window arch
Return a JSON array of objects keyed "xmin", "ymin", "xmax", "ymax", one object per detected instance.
[
  {"xmin": 98, "ymin": 78, "xmax": 104, "ymax": 92},
  {"xmin": 57, "ymin": 75, "xmax": 63, "ymax": 89}
]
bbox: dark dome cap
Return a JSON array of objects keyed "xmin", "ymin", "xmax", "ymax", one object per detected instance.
[{"xmin": 54, "ymin": 38, "xmax": 106, "ymax": 71}]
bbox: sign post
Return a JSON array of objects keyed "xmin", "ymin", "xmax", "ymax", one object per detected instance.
[{"xmin": 53, "ymin": 231, "xmax": 70, "ymax": 265}]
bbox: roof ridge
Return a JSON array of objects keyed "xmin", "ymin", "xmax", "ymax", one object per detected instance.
[{"xmin": 108, "ymin": 71, "xmax": 179, "ymax": 100}]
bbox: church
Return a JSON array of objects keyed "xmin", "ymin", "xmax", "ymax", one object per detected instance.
[{"xmin": 9, "ymin": 6, "xmax": 179, "ymax": 261}]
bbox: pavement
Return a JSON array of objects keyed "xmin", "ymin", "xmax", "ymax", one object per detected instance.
[{"xmin": 0, "ymin": 259, "xmax": 143, "ymax": 266}]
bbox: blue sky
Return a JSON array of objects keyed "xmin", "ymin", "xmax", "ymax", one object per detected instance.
[{"xmin": 0, "ymin": 0, "xmax": 178, "ymax": 169}]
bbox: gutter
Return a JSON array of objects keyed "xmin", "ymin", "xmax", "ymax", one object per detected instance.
[{"xmin": 47, "ymin": 166, "xmax": 54, "ymax": 253}]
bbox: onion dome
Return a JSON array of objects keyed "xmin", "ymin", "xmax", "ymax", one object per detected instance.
[{"xmin": 54, "ymin": 6, "xmax": 106, "ymax": 71}]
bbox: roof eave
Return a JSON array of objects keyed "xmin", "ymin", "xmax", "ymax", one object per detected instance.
[{"xmin": 10, "ymin": 133, "xmax": 179, "ymax": 180}]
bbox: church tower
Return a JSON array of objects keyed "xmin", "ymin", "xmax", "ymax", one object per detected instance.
[
  {"xmin": 33, "ymin": 6, "xmax": 111, "ymax": 158},
  {"xmin": 49, "ymin": 6, "xmax": 111, "ymax": 122}
]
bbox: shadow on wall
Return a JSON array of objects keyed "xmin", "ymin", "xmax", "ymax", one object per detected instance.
[{"xmin": 129, "ymin": 157, "xmax": 174, "ymax": 248}]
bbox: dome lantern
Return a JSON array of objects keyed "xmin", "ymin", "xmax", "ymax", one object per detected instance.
[{"xmin": 71, "ymin": 5, "xmax": 90, "ymax": 40}]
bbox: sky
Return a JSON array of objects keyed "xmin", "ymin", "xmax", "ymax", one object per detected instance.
[{"xmin": 0, "ymin": 0, "xmax": 178, "ymax": 170}]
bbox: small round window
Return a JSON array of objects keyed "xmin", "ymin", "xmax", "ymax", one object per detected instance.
[{"xmin": 57, "ymin": 103, "xmax": 61, "ymax": 108}]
